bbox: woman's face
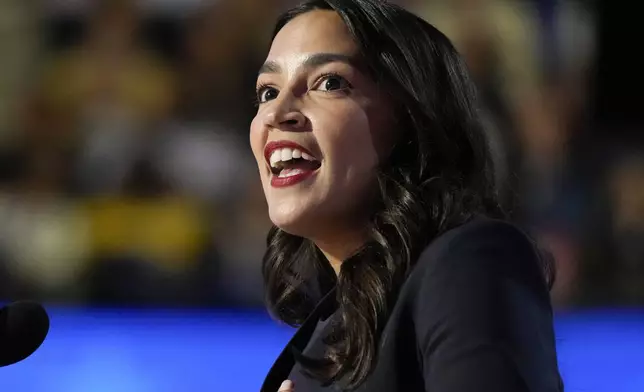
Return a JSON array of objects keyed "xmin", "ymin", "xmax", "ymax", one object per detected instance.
[{"xmin": 250, "ymin": 10, "xmax": 393, "ymax": 241}]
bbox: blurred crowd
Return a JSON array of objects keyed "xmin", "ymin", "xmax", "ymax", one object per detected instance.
[{"xmin": 0, "ymin": 0, "xmax": 641, "ymax": 309}]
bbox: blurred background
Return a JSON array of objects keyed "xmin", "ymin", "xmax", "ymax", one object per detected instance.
[{"xmin": 0, "ymin": 0, "xmax": 642, "ymax": 390}]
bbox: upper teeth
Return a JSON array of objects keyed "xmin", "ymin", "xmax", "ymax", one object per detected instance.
[{"xmin": 269, "ymin": 148, "xmax": 315, "ymax": 167}]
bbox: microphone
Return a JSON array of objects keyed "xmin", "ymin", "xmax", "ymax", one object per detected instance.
[{"xmin": 0, "ymin": 301, "xmax": 49, "ymax": 367}]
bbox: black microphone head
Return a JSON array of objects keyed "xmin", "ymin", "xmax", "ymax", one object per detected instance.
[{"xmin": 0, "ymin": 301, "xmax": 49, "ymax": 367}]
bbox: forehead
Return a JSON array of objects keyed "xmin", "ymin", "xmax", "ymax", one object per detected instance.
[{"xmin": 268, "ymin": 10, "xmax": 358, "ymax": 59}]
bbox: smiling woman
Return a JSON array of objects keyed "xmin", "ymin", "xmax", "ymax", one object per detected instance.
[
  {"xmin": 250, "ymin": 14, "xmax": 390, "ymax": 258},
  {"xmin": 249, "ymin": 1, "xmax": 563, "ymax": 392}
]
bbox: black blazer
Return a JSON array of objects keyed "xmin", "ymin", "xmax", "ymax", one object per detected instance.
[{"xmin": 261, "ymin": 218, "xmax": 563, "ymax": 391}]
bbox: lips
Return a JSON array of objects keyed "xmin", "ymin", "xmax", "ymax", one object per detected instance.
[{"xmin": 263, "ymin": 140, "xmax": 321, "ymax": 188}]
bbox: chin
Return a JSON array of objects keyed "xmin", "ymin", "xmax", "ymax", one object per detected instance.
[{"xmin": 268, "ymin": 204, "xmax": 316, "ymax": 238}]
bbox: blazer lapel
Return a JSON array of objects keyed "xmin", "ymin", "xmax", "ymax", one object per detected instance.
[{"xmin": 260, "ymin": 287, "xmax": 337, "ymax": 392}]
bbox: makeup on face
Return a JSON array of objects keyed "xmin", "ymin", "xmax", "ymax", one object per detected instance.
[
  {"xmin": 249, "ymin": 10, "xmax": 391, "ymax": 244},
  {"xmin": 264, "ymin": 140, "xmax": 321, "ymax": 187}
]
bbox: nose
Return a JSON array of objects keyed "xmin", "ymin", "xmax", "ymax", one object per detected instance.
[{"xmin": 263, "ymin": 97, "xmax": 307, "ymax": 131}]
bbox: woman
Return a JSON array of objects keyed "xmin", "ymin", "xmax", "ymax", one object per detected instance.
[{"xmin": 249, "ymin": 1, "xmax": 563, "ymax": 391}]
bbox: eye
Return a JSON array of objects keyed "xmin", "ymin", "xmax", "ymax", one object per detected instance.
[
  {"xmin": 256, "ymin": 85, "xmax": 279, "ymax": 104},
  {"xmin": 315, "ymin": 73, "xmax": 352, "ymax": 92}
]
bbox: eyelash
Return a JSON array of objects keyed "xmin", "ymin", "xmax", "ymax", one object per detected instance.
[
  {"xmin": 253, "ymin": 72, "xmax": 352, "ymax": 107},
  {"xmin": 253, "ymin": 82, "xmax": 274, "ymax": 107}
]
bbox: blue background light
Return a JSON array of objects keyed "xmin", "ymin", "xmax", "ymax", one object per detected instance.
[{"xmin": 3, "ymin": 308, "xmax": 643, "ymax": 391}]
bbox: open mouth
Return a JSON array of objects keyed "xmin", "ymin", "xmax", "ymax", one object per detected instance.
[
  {"xmin": 268, "ymin": 147, "xmax": 322, "ymax": 178},
  {"xmin": 266, "ymin": 142, "xmax": 321, "ymax": 178}
]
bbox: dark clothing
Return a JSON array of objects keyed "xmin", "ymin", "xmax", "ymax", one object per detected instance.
[{"xmin": 262, "ymin": 218, "xmax": 563, "ymax": 391}]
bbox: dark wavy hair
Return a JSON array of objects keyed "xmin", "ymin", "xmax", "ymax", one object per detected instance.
[{"xmin": 261, "ymin": 0, "xmax": 543, "ymax": 389}]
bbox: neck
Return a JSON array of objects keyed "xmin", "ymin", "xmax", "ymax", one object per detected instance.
[{"xmin": 314, "ymin": 229, "xmax": 369, "ymax": 275}]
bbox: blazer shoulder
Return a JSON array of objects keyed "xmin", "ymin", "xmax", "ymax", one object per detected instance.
[
  {"xmin": 397, "ymin": 217, "xmax": 561, "ymax": 392},
  {"xmin": 404, "ymin": 216, "xmax": 547, "ymax": 295}
]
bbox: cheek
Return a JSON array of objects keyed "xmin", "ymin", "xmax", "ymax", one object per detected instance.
[
  {"xmin": 315, "ymin": 111, "xmax": 380, "ymax": 222},
  {"xmin": 249, "ymin": 115, "xmax": 266, "ymax": 167},
  {"xmin": 325, "ymin": 111, "xmax": 380, "ymax": 177}
]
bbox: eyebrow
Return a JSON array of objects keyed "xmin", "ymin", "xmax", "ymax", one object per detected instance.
[{"xmin": 258, "ymin": 53, "xmax": 356, "ymax": 76}]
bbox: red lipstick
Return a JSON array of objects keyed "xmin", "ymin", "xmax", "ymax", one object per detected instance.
[
  {"xmin": 264, "ymin": 140, "xmax": 320, "ymax": 188},
  {"xmin": 270, "ymin": 170, "xmax": 317, "ymax": 187}
]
